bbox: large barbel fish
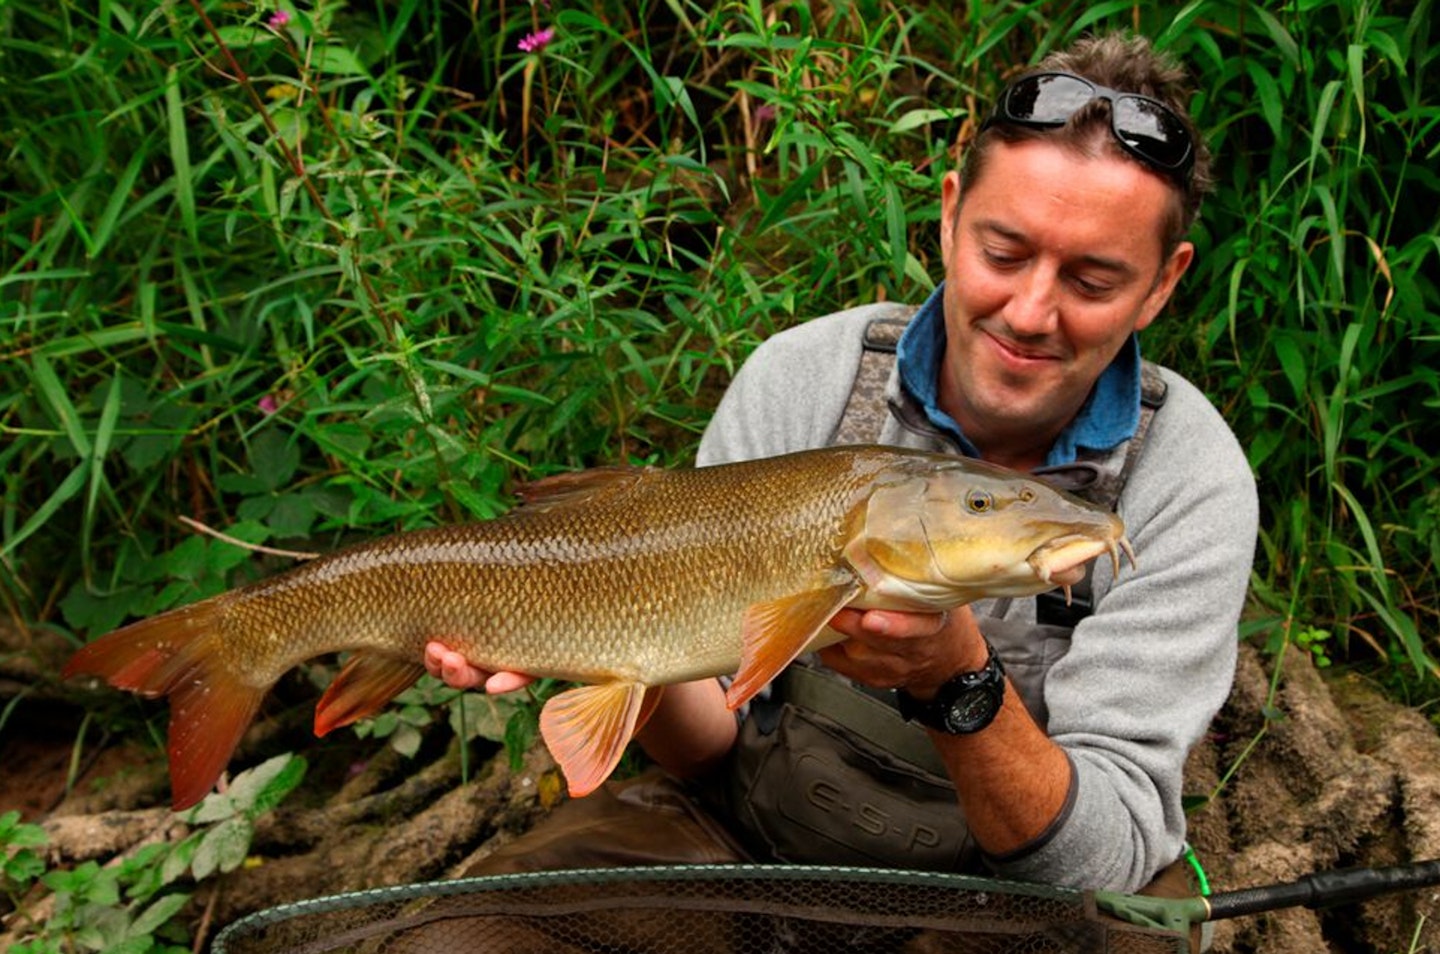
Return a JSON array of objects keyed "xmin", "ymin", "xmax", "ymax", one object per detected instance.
[{"xmin": 64, "ymin": 445, "xmax": 1132, "ymax": 810}]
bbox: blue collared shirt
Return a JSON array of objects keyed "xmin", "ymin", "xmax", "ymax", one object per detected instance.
[{"xmin": 895, "ymin": 284, "xmax": 1142, "ymax": 467}]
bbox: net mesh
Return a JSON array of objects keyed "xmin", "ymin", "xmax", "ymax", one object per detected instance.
[{"xmin": 214, "ymin": 865, "xmax": 1190, "ymax": 954}]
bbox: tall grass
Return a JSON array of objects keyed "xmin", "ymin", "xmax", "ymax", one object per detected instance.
[
  {"xmin": 1, "ymin": 0, "xmax": 1437, "ymax": 943},
  {"xmin": 1149, "ymin": 1, "xmax": 1440, "ymax": 685},
  {"xmin": 1, "ymin": 1, "xmax": 1435, "ymax": 684}
]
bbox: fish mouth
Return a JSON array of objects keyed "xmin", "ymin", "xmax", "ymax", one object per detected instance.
[{"xmin": 1028, "ymin": 532, "xmax": 1136, "ymax": 588}]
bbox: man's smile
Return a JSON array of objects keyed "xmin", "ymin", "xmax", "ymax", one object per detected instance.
[{"xmin": 980, "ymin": 327, "xmax": 1065, "ymax": 369}]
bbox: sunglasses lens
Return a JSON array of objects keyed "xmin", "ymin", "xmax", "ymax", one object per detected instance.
[
  {"xmin": 991, "ymin": 72, "xmax": 1195, "ymax": 182},
  {"xmin": 1114, "ymin": 96, "xmax": 1192, "ymax": 170},
  {"xmin": 1004, "ymin": 74, "xmax": 1097, "ymax": 124}
]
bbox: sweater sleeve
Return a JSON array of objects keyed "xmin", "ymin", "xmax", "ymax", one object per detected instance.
[
  {"xmin": 987, "ymin": 368, "xmax": 1258, "ymax": 891},
  {"xmin": 697, "ymin": 306, "xmax": 880, "ymax": 466}
]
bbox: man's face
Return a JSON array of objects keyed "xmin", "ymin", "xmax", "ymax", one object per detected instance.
[{"xmin": 938, "ymin": 137, "xmax": 1193, "ymax": 468}]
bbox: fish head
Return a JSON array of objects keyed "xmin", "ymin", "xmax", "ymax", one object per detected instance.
[{"xmin": 845, "ymin": 456, "xmax": 1131, "ymax": 610}]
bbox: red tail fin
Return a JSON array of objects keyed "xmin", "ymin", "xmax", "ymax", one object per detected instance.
[{"xmin": 63, "ymin": 601, "xmax": 269, "ymax": 811}]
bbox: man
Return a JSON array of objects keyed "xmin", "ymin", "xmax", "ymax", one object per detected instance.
[{"xmin": 426, "ymin": 32, "xmax": 1257, "ymax": 895}]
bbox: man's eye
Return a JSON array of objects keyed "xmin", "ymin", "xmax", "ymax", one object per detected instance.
[{"xmin": 1071, "ymin": 275, "xmax": 1114, "ymax": 297}]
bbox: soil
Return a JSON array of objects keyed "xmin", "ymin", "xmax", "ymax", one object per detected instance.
[{"xmin": 3, "ymin": 622, "xmax": 1439, "ymax": 953}]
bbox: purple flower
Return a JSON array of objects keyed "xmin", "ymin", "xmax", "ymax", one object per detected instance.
[
  {"xmin": 518, "ymin": 27, "xmax": 555, "ymax": 54},
  {"xmin": 268, "ymin": 9, "xmax": 291, "ymax": 28},
  {"xmin": 258, "ymin": 394, "xmax": 279, "ymax": 415}
]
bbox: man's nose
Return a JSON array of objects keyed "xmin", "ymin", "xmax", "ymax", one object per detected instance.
[{"xmin": 1003, "ymin": 268, "xmax": 1060, "ymax": 336}]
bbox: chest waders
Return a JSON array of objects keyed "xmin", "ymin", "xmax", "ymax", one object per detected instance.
[{"xmin": 716, "ymin": 308, "xmax": 1168, "ymax": 872}]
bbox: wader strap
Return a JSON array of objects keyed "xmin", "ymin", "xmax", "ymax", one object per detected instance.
[
  {"xmin": 830, "ymin": 306, "xmax": 919, "ymax": 446},
  {"xmin": 1127, "ymin": 361, "xmax": 1169, "ymax": 494},
  {"xmin": 780, "ymin": 664, "xmax": 948, "ymax": 777}
]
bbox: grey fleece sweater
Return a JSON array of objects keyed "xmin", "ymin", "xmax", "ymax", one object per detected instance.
[{"xmin": 696, "ymin": 301, "xmax": 1259, "ymax": 892}]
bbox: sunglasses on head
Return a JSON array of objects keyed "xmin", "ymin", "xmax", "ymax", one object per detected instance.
[{"xmin": 983, "ymin": 71, "xmax": 1195, "ymax": 184}]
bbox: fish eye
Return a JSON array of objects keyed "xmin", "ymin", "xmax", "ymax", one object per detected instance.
[
  {"xmin": 965, "ymin": 490, "xmax": 994, "ymax": 514},
  {"xmin": 1019, "ymin": 488, "xmax": 1036, "ymax": 503}
]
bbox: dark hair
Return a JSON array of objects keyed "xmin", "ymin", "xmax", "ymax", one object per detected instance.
[{"xmin": 959, "ymin": 33, "xmax": 1213, "ymax": 253}]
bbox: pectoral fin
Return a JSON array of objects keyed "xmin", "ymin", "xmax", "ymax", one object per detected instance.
[
  {"xmin": 539, "ymin": 681, "xmax": 647, "ymax": 797},
  {"xmin": 725, "ymin": 580, "xmax": 861, "ymax": 710},
  {"xmin": 314, "ymin": 653, "xmax": 426, "ymax": 736}
]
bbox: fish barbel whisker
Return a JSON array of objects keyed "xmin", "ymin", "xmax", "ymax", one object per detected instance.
[{"xmin": 1104, "ymin": 537, "xmax": 1137, "ymax": 576}]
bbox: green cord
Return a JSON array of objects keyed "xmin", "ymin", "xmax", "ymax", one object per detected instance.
[{"xmin": 1183, "ymin": 842, "xmax": 1212, "ymax": 896}]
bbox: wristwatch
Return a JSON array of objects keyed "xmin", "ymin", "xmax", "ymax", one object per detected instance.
[{"xmin": 895, "ymin": 642, "xmax": 1006, "ymax": 734}]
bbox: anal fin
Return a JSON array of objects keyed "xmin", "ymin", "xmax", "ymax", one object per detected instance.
[
  {"xmin": 725, "ymin": 580, "xmax": 861, "ymax": 710},
  {"xmin": 314, "ymin": 652, "xmax": 426, "ymax": 736},
  {"xmin": 539, "ymin": 681, "xmax": 647, "ymax": 797}
]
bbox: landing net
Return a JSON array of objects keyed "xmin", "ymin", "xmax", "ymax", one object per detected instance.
[{"xmin": 213, "ymin": 864, "xmax": 1192, "ymax": 953}]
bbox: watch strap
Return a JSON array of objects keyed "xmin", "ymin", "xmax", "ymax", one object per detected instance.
[{"xmin": 896, "ymin": 641, "xmax": 1006, "ymax": 734}]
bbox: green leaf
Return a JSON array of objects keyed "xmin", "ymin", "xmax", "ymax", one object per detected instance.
[
  {"xmin": 1272, "ymin": 334, "xmax": 1309, "ymax": 402},
  {"xmin": 223, "ymin": 754, "xmax": 303, "ymax": 815},
  {"xmin": 129, "ymin": 892, "xmax": 190, "ymax": 937},
  {"xmin": 249, "ymin": 755, "xmax": 307, "ymax": 816},
  {"xmin": 390, "ymin": 721, "xmax": 423, "ymax": 758},
  {"xmin": 249, "ymin": 428, "xmax": 300, "ymax": 491},
  {"xmin": 1251, "ymin": 6, "xmax": 1301, "ymax": 68},
  {"xmin": 161, "ymin": 836, "xmax": 199, "ymax": 885},
  {"xmin": 756, "ymin": 161, "xmax": 825, "ymax": 232},
  {"xmin": 887, "ymin": 107, "xmax": 958, "ymax": 134},
  {"xmin": 3, "ymin": 848, "xmax": 46, "ymax": 884},
  {"xmin": 193, "ymin": 817, "xmax": 253, "ymax": 879},
  {"xmin": 312, "ymin": 44, "xmax": 371, "ymax": 77},
  {"xmin": 0, "ymin": 810, "xmax": 49, "ymax": 849},
  {"xmin": 503, "ymin": 704, "xmax": 540, "ymax": 772},
  {"xmin": 1, "ymin": 461, "xmax": 89, "ymax": 560},
  {"xmin": 165, "ymin": 65, "xmax": 197, "ymax": 244},
  {"xmin": 1243, "ymin": 61, "xmax": 1284, "ymax": 139},
  {"xmin": 31, "ymin": 354, "xmax": 91, "ymax": 457},
  {"xmin": 90, "ymin": 148, "xmax": 149, "ymax": 257}
]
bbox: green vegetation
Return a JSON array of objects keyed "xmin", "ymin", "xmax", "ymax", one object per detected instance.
[
  {"xmin": 1, "ymin": 0, "xmax": 1437, "ymax": 948},
  {"xmin": 1, "ymin": 757, "xmax": 302, "ymax": 953}
]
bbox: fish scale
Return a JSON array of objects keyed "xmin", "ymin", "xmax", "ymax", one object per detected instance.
[{"xmin": 63, "ymin": 445, "xmax": 1129, "ymax": 808}]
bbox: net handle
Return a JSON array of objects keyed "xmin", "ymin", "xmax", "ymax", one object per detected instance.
[{"xmin": 1204, "ymin": 859, "xmax": 1440, "ymax": 921}]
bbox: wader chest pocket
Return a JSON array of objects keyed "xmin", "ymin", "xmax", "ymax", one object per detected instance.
[{"xmin": 727, "ymin": 700, "xmax": 978, "ymax": 871}]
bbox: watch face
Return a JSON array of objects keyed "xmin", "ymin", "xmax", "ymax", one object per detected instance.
[{"xmin": 943, "ymin": 689, "xmax": 1000, "ymax": 733}]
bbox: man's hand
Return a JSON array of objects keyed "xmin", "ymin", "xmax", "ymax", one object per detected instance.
[
  {"xmin": 819, "ymin": 604, "xmax": 988, "ymax": 699},
  {"xmin": 423, "ymin": 641, "xmax": 536, "ymax": 694}
]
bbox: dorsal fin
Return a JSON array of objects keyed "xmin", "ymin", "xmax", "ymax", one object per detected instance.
[{"xmin": 515, "ymin": 466, "xmax": 656, "ymax": 511}]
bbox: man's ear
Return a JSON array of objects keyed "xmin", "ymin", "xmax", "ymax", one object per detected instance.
[
  {"xmin": 1135, "ymin": 240, "xmax": 1194, "ymax": 332},
  {"xmin": 939, "ymin": 170, "xmax": 963, "ymax": 260}
]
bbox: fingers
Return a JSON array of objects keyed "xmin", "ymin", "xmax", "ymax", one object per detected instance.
[
  {"xmin": 423, "ymin": 641, "xmax": 535, "ymax": 693},
  {"xmin": 423, "ymin": 642, "xmax": 487, "ymax": 690},
  {"xmin": 819, "ymin": 606, "xmax": 981, "ymax": 692},
  {"xmin": 829, "ymin": 607, "xmax": 950, "ymax": 641},
  {"xmin": 483, "ymin": 670, "xmax": 537, "ymax": 694}
]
